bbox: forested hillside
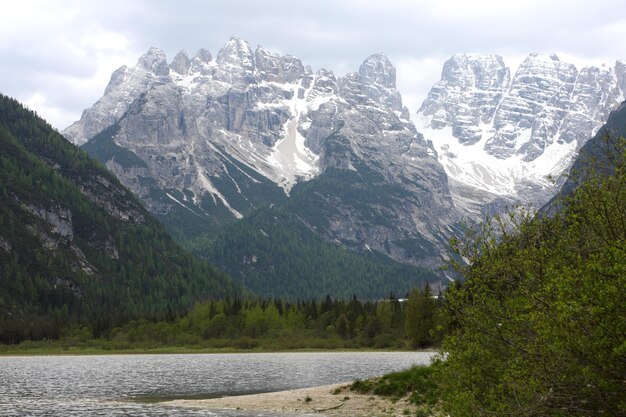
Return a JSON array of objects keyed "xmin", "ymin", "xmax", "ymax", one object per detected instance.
[
  {"xmin": 0, "ymin": 94, "xmax": 238, "ymax": 343},
  {"xmin": 194, "ymin": 205, "xmax": 439, "ymax": 299}
]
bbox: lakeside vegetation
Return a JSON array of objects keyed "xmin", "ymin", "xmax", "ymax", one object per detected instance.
[
  {"xmin": 341, "ymin": 135, "xmax": 626, "ymax": 417},
  {"xmin": 1, "ymin": 287, "xmax": 444, "ymax": 353},
  {"xmin": 377, "ymin": 136, "xmax": 625, "ymax": 417},
  {"xmin": 351, "ymin": 365, "xmax": 441, "ymax": 416}
]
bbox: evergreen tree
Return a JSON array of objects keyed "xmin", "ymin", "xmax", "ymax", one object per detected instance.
[{"xmin": 404, "ymin": 285, "xmax": 436, "ymax": 348}]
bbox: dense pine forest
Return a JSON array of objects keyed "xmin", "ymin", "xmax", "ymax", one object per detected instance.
[{"xmin": 193, "ymin": 205, "xmax": 438, "ymax": 299}]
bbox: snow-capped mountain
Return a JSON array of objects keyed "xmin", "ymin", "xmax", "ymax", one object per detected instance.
[
  {"xmin": 65, "ymin": 37, "xmax": 457, "ymax": 268},
  {"xmin": 416, "ymin": 53, "xmax": 626, "ymax": 213},
  {"xmin": 65, "ymin": 38, "xmax": 625, "ymax": 274}
]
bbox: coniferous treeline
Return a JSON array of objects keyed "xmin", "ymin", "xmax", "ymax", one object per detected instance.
[
  {"xmin": 196, "ymin": 206, "xmax": 439, "ymax": 300},
  {"xmin": 10, "ymin": 288, "xmax": 444, "ymax": 351}
]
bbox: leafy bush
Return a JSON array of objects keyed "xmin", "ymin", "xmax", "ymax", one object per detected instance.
[{"xmin": 438, "ymin": 136, "xmax": 626, "ymax": 416}]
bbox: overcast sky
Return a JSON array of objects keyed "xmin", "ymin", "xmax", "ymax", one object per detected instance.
[{"xmin": 2, "ymin": 0, "xmax": 625, "ymax": 130}]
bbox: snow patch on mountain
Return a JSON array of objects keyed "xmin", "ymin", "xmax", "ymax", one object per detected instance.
[
  {"xmin": 418, "ymin": 119, "xmax": 578, "ymax": 196},
  {"xmin": 268, "ymin": 83, "xmax": 321, "ymax": 192},
  {"xmin": 416, "ymin": 53, "xmax": 625, "ymax": 208}
]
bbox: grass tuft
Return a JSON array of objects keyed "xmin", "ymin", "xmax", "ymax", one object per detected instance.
[{"xmin": 350, "ymin": 365, "xmax": 438, "ymax": 405}]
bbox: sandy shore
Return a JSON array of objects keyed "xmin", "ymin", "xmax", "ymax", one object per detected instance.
[{"xmin": 166, "ymin": 382, "xmax": 420, "ymax": 416}]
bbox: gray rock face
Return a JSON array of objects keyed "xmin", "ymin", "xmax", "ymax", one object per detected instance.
[
  {"xmin": 419, "ymin": 54, "xmax": 510, "ymax": 144},
  {"xmin": 170, "ymin": 50, "xmax": 191, "ymax": 75},
  {"xmin": 304, "ymin": 69, "xmax": 456, "ymax": 266},
  {"xmin": 487, "ymin": 53, "xmax": 579, "ymax": 159},
  {"xmin": 358, "ymin": 54, "xmax": 402, "ymax": 112},
  {"xmin": 64, "ymin": 38, "xmax": 459, "ymax": 270},
  {"xmin": 64, "ymin": 49, "xmax": 171, "ymax": 146},
  {"xmin": 214, "ymin": 37, "xmax": 256, "ymax": 86},
  {"xmin": 195, "ymin": 48, "xmax": 212, "ymax": 63},
  {"xmin": 137, "ymin": 47, "xmax": 170, "ymax": 76},
  {"xmin": 24, "ymin": 204, "xmax": 73, "ymax": 241},
  {"xmin": 615, "ymin": 60, "xmax": 626, "ymax": 95},
  {"xmin": 254, "ymin": 47, "xmax": 307, "ymax": 84},
  {"xmin": 416, "ymin": 53, "xmax": 625, "ymax": 210},
  {"xmin": 359, "ymin": 53, "xmax": 396, "ymax": 88}
]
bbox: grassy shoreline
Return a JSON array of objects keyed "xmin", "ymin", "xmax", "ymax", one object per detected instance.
[
  {"xmin": 0, "ymin": 344, "xmax": 428, "ymax": 356},
  {"xmin": 168, "ymin": 365, "xmax": 442, "ymax": 417}
]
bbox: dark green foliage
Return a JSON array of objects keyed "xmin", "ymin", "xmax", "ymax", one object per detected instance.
[
  {"xmin": 0, "ymin": 94, "xmax": 238, "ymax": 343},
  {"xmin": 81, "ymin": 125, "xmax": 147, "ymax": 169},
  {"xmin": 404, "ymin": 285, "xmax": 439, "ymax": 348},
  {"xmin": 193, "ymin": 205, "xmax": 438, "ymax": 299},
  {"xmin": 437, "ymin": 137, "xmax": 626, "ymax": 416},
  {"xmin": 3, "ymin": 292, "xmax": 445, "ymax": 351}
]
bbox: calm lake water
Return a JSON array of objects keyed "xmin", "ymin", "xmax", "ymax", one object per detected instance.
[{"xmin": 0, "ymin": 351, "xmax": 434, "ymax": 416}]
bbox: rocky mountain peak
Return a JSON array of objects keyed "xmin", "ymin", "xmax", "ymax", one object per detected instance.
[
  {"xmin": 254, "ymin": 46, "xmax": 281, "ymax": 81},
  {"xmin": 253, "ymin": 46, "xmax": 306, "ymax": 84},
  {"xmin": 103, "ymin": 65, "xmax": 130, "ymax": 95},
  {"xmin": 440, "ymin": 54, "xmax": 509, "ymax": 91},
  {"xmin": 215, "ymin": 36, "xmax": 255, "ymax": 86},
  {"xmin": 359, "ymin": 53, "xmax": 396, "ymax": 89},
  {"xmin": 170, "ymin": 50, "xmax": 191, "ymax": 75},
  {"xmin": 136, "ymin": 47, "xmax": 169, "ymax": 76},
  {"xmin": 514, "ymin": 52, "xmax": 577, "ymax": 86},
  {"xmin": 216, "ymin": 37, "xmax": 254, "ymax": 66},
  {"xmin": 418, "ymin": 53, "xmax": 510, "ymax": 144},
  {"xmin": 195, "ymin": 48, "xmax": 212, "ymax": 63},
  {"xmin": 65, "ymin": 39, "xmax": 459, "ymax": 273},
  {"xmin": 280, "ymin": 55, "xmax": 306, "ymax": 83},
  {"xmin": 307, "ymin": 69, "xmax": 337, "ymax": 101}
]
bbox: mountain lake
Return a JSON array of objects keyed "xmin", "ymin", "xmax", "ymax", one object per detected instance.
[{"xmin": 0, "ymin": 351, "xmax": 434, "ymax": 416}]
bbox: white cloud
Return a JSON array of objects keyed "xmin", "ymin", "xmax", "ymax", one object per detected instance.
[
  {"xmin": 395, "ymin": 57, "xmax": 444, "ymax": 114},
  {"xmin": 22, "ymin": 92, "xmax": 71, "ymax": 130}
]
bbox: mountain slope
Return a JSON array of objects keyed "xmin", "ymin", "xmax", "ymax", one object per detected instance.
[
  {"xmin": 543, "ymin": 100, "xmax": 626, "ymax": 213},
  {"xmin": 68, "ymin": 38, "xmax": 460, "ymax": 276},
  {"xmin": 439, "ymin": 103, "xmax": 626, "ymax": 417},
  {"xmin": 196, "ymin": 206, "xmax": 438, "ymax": 299},
  {"xmin": 0, "ymin": 94, "xmax": 237, "ymax": 343}
]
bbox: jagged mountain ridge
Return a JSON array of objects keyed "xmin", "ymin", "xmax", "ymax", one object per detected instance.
[
  {"xmin": 67, "ymin": 37, "xmax": 458, "ymax": 271},
  {"xmin": 416, "ymin": 53, "xmax": 626, "ymax": 213}
]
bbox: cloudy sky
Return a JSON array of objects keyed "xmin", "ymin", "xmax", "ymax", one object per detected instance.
[{"xmin": 2, "ymin": 0, "xmax": 625, "ymax": 130}]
